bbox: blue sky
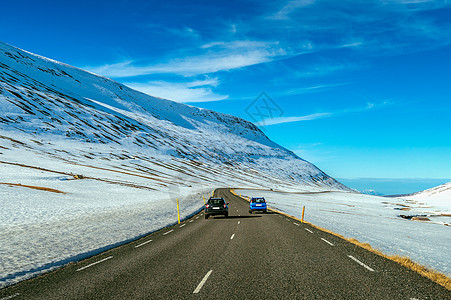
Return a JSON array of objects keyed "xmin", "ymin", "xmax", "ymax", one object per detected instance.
[{"xmin": 1, "ymin": 0, "xmax": 451, "ymax": 193}]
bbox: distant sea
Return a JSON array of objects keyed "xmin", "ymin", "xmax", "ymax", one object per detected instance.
[{"xmin": 336, "ymin": 178, "xmax": 450, "ymax": 196}]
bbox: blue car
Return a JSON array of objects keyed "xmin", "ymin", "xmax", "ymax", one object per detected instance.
[{"xmin": 249, "ymin": 197, "xmax": 267, "ymax": 213}]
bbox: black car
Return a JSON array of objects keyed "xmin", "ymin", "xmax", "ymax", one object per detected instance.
[{"xmin": 205, "ymin": 197, "xmax": 229, "ymax": 219}]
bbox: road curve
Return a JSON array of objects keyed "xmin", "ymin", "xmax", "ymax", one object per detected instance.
[{"xmin": 0, "ymin": 188, "xmax": 449, "ymax": 299}]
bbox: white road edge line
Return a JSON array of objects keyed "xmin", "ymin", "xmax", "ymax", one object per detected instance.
[
  {"xmin": 163, "ymin": 229, "xmax": 174, "ymax": 235},
  {"xmin": 321, "ymin": 238, "xmax": 334, "ymax": 246},
  {"xmin": 305, "ymin": 228, "xmax": 313, "ymax": 233},
  {"xmin": 180, "ymin": 224, "xmax": 186, "ymax": 228},
  {"xmin": 293, "ymin": 223, "xmax": 300, "ymax": 226},
  {"xmin": 76, "ymin": 256, "xmax": 113, "ymax": 271},
  {"xmin": 135, "ymin": 239, "xmax": 153, "ymax": 248},
  {"xmin": 348, "ymin": 255, "xmax": 375, "ymax": 272},
  {"xmin": 193, "ymin": 270, "xmax": 213, "ymax": 294},
  {"xmin": 230, "ymin": 233, "xmax": 235, "ymax": 240},
  {"xmin": 0, "ymin": 293, "xmax": 20, "ymax": 300}
]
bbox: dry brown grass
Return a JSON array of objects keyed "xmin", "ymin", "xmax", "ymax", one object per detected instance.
[
  {"xmin": 230, "ymin": 188, "xmax": 451, "ymax": 290},
  {"xmin": 0, "ymin": 182, "xmax": 66, "ymax": 194},
  {"xmin": 0, "ymin": 160, "xmax": 160, "ymax": 190}
]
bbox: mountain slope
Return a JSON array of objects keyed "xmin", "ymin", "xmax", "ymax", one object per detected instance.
[
  {"xmin": 406, "ymin": 181, "xmax": 451, "ymax": 211},
  {"xmin": 0, "ymin": 40, "xmax": 346, "ymax": 189}
]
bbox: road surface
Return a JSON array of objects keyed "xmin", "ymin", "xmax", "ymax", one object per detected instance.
[{"xmin": 1, "ymin": 188, "xmax": 449, "ymax": 299}]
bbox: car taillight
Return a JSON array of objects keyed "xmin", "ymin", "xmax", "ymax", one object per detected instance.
[
  {"xmin": 223, "ymin": 204, "xmax": 226, "ymax": 208},
  {"xmin": 206, "ymin": 204, "xmax": 209, "ymax": 208}
]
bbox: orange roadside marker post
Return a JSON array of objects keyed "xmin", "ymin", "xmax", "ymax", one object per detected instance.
[
  {"xmin": 177, "ymin": 198, "xmax": 181, "ymax": 224},
  {"xmin": 301, "ymin": 206, "xmax": 305, "ymax": 223}
]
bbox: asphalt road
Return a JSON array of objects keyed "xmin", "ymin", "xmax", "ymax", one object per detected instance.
[{"xmin": 1, "ymin": 188, "xmax": 450, "ymax": 299}]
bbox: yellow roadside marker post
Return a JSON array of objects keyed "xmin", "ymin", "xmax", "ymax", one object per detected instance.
[
  {"xmin": 203, "ymin": 196, "xmax": 206, "ymax": 205},
  {"xmin": 301, "ymin": 206, "xmax": 305, "ymax": 223},
  {"xmin": 177, "ymin": 198, "xmax": 181, "ymax": 224}
]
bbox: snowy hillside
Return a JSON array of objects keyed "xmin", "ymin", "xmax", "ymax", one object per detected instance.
[
  {"xmin": 0, "ymin": 41, "xmax": 345, "ymax": 189},
  {"xmin": 406, "ymin": 181, "xmax": 451, "ymax": 209},
  {"xmin": 0, "ymin": 41, "xmax": 348, "ymax": 288},
  {"xmin": 396, "ymin": 181, "xmax": 451, "ymax": 222}
]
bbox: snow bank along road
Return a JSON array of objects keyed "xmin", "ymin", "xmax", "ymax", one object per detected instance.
[{"xmin": 0, "ymin": 189, "xmax": 449, "ymax": 299}]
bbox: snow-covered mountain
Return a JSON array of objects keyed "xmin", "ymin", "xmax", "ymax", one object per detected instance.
[
  {"xmin": 0, "ymin": 40, "xmax": 346, "ymax": 190},
  {"xmin": 360, "ymin": 189, "xmax": 384, "ymax": 196},
  {"xmin": 405, "ymin": 181, "xmax": 451, "ymax": 212}
]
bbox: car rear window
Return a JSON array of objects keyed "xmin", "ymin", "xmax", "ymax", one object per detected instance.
[
  {"xmin": 209, "ymin": 199, "xmax": 225, "ymax": 205},
  {"xmin": 252, "ymin": 198, "xmax": 265, "ymax": 203}
]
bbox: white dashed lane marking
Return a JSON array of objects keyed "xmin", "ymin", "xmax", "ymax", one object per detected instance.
[
  {"xmin": 0, "ymin": 293, "xmax": 20, "ymax": 300},
  {"xmin": 193, "ymin": 270, "xmax": 213, "ymax": 294},
  {"xmin": 305, "ymin": 228, "xmax": 313, "ymax": 233},
  {"xmin": 180, "ymin": 224, "xmax": 186, "ymax": 228},
  {"xmin": 135, "ymin": 240, "xmax": 152, "ymax": 248},
  {"xmin": 163, "ymin": 229, "xmax": 174, "ymax": 235},
  {"xmin": 293, "ymin": 223, "xmax": 300, "ymax": 226},
  {"xmin": 230, "ymin": 234, "xmax": 235, "ymax": 240},
  {"xmin": 76, "ymin": 256, "xmax": 113, "ymax": 272},
  {"xmin": 321, "ymin": 238, "xmax": 334, "ymax": 246},
  {"xmin": 348, "ymin": 255, "xmax": 375, "ymax": 272}
]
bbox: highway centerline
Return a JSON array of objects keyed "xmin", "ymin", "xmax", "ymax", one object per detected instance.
[
  {"xmin": 163, "ymin": 229, "xmax": 174, "ymax": 235},
  {"xmin": 76, "ymin": 256, "xmax": 113, "ymax": 272},
  {"xmin": 193, "ymin": 270, "xmax": 213, "ymax": 294},
  {"xmin": 135, "ymin": 239, "xmax": 152, "ymax": 248},
  {"xmin": 321, "ymin": 238, "xmax": 334, "ymax": 246},
  {"xmin": 348, "ymin": 255, "xmax": 375, "ymax": 272}
]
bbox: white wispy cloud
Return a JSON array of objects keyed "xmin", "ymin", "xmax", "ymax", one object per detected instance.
[
  {"xmin": 168, "ymin": 26, "xmax": 201, "ymax": 39},
  {"xmin": 380, "ymin": 0, "xmax": 438, "ymax": 5},
  {"xmin": 293, "ymin": 61, "xmax": 361, "ymax": 78},
  {"xmin": 262, "ymin": 0, "xmax": 451, "ymax": 57},
  {"xmin": 281, "ymin": 83, "xmax": 350, "ymax": 96},
  {"xmin": 255, "ymin": 112, "xmax": 332, "ymax": 126},
  {"xmin": 85, "ymin": 40, "xmax": 285, "ymax": 78},
  {"xmin": 269, "ymin": 0, "xmax": 316, "ymax": 20},
  {"xmin": 255, "ymin": 100, "xmax": 393, "ymax": 126},
  {"xmin": 125, "ymin": 77, "xmax": 228, "ymax": 103}
]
